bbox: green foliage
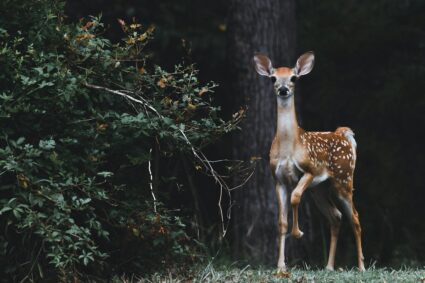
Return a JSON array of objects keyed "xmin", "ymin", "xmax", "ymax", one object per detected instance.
[{"xmin": 0, "ymin": 1, "xmax": 240, "ymax": 281}]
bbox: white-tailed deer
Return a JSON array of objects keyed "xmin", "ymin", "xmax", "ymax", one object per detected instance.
[{"xmin": 253, "ymin": 52, "xmax": 365, "ymax": 272}]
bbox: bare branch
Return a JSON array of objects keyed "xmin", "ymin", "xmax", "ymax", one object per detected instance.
[
  {"xmin": 84, "ymin": 83, "xmax": 161, "ymax": 117},
  {"xmin": 148, "ymin": 148, "xmax": 157, "ymax": 213}
]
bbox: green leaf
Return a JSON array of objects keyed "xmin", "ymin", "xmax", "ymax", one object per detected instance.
[
  {"xmin": 39, "ymin": 138, "xmax": 56, "ymax": 150},
  {"xmin": 0, "ymin": 206, "xmax": 12, "ymax": 215},
  {"xmin": 97, "ymin": 171, "xmax": 113, "ymax": 178}
]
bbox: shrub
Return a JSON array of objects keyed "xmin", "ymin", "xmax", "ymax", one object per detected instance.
[{"xmin": 0, "ymin": 1, "xmax": 242, "ymax": 281}]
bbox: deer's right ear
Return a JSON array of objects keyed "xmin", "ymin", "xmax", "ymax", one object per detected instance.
[{"xmin": 253, "ymin": 54, "xmax": 273, "ymax": 76}]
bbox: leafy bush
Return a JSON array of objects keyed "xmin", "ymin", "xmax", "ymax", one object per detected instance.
[{"xmin": 0, "ymin": 1, "xmax": 242, "ymax": 281}]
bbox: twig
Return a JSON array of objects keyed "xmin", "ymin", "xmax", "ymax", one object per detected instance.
[
  {"xmin": 84, "ymin": 83, "xmax": 161, "ymax": 117},
  {"xmin": 178, "ymin": 128, "xmax": 232, "ymax": 237},
  {"xmin": 19, "ymin": 242, "xmax": 44, "ymax": 283},
  {"xmin": 148, "ymin": 148, "xmax": 157, "ymax": 213}
]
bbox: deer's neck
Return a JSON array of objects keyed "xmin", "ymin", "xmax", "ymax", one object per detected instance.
[{"xmin": 275, "ymin": 96, "xmax": 300, "ymax": 154}]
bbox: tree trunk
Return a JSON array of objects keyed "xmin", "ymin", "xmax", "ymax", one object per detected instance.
[{"xmin": 227, "ymin": 0, "xmax": 312, "ymax": 266}]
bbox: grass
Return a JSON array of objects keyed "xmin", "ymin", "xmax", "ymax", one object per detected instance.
[{"xmin": 116, "ymin": 264, "xmax": 425, "ymax": 283}]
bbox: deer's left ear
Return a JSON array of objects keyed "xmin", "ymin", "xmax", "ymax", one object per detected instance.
[{"xmin": 295, "ymin": 51, "xmax": 315, "ymax": 76}]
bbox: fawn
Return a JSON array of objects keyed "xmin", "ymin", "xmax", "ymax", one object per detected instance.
[{"xmin": 253, "ymin": 52, "xmax": 365, "ymax": 272}]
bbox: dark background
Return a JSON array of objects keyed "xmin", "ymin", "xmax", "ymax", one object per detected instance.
[{"xmin": 65, "ymin": 0, "xmax": 425, "ymax": 268}]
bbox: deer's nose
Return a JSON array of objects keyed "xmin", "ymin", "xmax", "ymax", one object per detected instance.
[{"xmin": 278, "ymin": 87, "xmax": 289, "ymax": 96}]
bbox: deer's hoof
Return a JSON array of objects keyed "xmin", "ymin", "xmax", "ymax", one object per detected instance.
[
  {"xmin": 275, "ymin": 267, "xmax": 290, "ymax": 278},
  {"xmin": 291, "ymin": 229, "xmax": 304, "ymax": 239}
]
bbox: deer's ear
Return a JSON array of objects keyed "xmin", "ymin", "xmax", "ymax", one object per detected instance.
[
  {"xmin": 253, "ymin": 54, "xmax": 273, "ymax": 76},
  {"xmin": 295, "ymin": 51, "xmax": 315, "ymax": 76}
]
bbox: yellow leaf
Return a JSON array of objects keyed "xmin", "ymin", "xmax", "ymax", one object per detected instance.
[
  {"xmin": 147, "ymin": 25, "xmax": 156, "ymax": 34},
  {"xmin": 187, "ymin": 103, "xmax": 197, "ymax": 111},
  {"xmin": 126, "ymin": 37, "xmax": 136, "ymax": 45},
  {"xmin": 157, "ymin": 78, "xmax": 167, "ymax": 88},
  {"xmin": 161, "ymin": 97, "xmax": 173, "ymax": 107},
  {"xmin": 198, "ymin": 87, "xmax": 208, "ymax": 97},
  {"xmin": 130, "ymin": 23, "xmax": 141, "ymax": 29},
  {"xmin": 138, "ymin": 33, "xmax": 148, "ymax": 41},
  {"xmin": 17, "ymin": 174, "xmax": 30, "ymax": 189},
  {"xmin": 132, "ymin": 228, "xmax": 140, "ymax": 237},
  {"xmin": 97, "ymin": 123, "xmax": 108, "ymax": 132},
  {"xmin": 138, "ymin": 67, "xmax": 146, "ymax": 74},
  {"xmin": 75, "ymin": 33, "xmax": 95, "ymax": 41}
]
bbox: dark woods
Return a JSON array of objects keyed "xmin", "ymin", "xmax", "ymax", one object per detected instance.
[
  {"xmin": 1, "ymin": 0, "xmax": 425, "ymax": 281},
  {"xmin": 68, "ymin": 0, "xmax": 425, "ymax": 269}
]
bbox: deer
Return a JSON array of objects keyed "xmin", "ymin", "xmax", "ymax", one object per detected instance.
[{"xmin": 253, "ymin": 52, "xmax": 365, "ymax": 273}]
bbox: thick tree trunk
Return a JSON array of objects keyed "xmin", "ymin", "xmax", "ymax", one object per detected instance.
[{"xmin": 227, "ymin": 0, "xmax": 313, "ymax": 265}]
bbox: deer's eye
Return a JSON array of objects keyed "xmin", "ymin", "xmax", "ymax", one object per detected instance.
[
  {"xmin": 290, "ymin": 76, "xmax": 297, "ymax": 83},
  {"xmin": 271, "ymin": 76, "xmax": 277, "ymax": 83}
]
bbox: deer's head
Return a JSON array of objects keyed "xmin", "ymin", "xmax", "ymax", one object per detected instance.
[{"xmin": 253, "ymin": 52, "xmax": 315, "ymax": 99}]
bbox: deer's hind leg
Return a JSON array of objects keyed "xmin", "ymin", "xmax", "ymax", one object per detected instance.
[
  {"xmin": 337, "ymin": 184, "xmax": 365, "ymax": 271},
  {"xmin": 311, "ymin": 186, "xmax": 342, "ymax": 270}
]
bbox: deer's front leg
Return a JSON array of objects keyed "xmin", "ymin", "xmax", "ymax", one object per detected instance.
[
  {"xmin": 290, "ymin": 173, "xmax": 313, "ymax": 238},
  {"xmin": 275, "ymin": 182, "xmax": 288, "ymax": 272}
]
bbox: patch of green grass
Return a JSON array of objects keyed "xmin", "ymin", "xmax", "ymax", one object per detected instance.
[{"xmin": 116, "ymin": 264, "xmax": 425, "ymax": 283}]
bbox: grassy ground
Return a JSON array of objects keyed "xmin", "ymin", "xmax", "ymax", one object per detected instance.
[{"xmin": 116, "ymin": 265, "xmax": 425, "ymax": 283}]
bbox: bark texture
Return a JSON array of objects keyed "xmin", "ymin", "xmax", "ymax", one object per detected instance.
[{"xmin": 227, "ymin": 0, "xmax": 313, "ymax": 265}]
